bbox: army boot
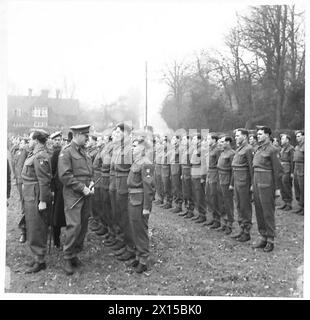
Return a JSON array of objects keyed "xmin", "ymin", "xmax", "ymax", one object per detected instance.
[{"xmin": 63, "ymin": 259, "xmax": 74, "ymax": 275}]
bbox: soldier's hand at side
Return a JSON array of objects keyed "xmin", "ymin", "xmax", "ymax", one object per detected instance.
[
  {"xmin": 38, "ymin": 201, "xmax": 47, "ymax": 211},
  {"xmin": 291, "ymin": 173, "xmax": 294, "ymax": 179},
  {"xmin": 250, "ymin": 185, "xmax": 253, "ymax": 192},
  {"xmin": 200, "ymin": 178, "xmax": 205, "ymax": 183},
  {"xmin": 143, "ymin": 209, "xmax": 150, "ymax": 215},
  {"xmin": 82, "ymin": 186, "xmax": 91, "ymax": 196},
  {"xmin": 229, "ymin": 185, "xmax": 234, "ymax": 191},
  {"xmin": 275, "ymin": 189, "xmax": 281, "ymax": 197}
]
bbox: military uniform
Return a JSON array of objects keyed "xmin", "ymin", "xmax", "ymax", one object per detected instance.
[
  {"xmin": 205, "ymin": 143, "xmax": 223, "ymax": 227},
  {"xmin": 87, "ymin": 145, "xmax": 101, "ymax": 231},
  {"xmin": 180, "ymin": 142, "xmax": 194, "ymax": 215},
  {"xmin": 190, "ymin": 140, "xmax": 207, "ymax": 220},
  {"xmin": 154, "ymin": 143, "xmax": 164, "ymax": 204},
  {"xmin": 50, "ymin": 145, "xmax": 66, "ymax": 247},
  {"xmin": 114, "ymin": 138, "xmax": 135, "ymax": 255},
  {"xmin": 22, "ymin": 144, "xmax": 51, "ymax": 264},
  {"xmin": 100, "ymin": 141, "xmax": 115, "ymax": 237},
  {"xmin": 14, "ymin": 148, "xmax": 28, "ymax": 239},
  {"xmin": 161, "ymin": 144, "xmax": 173, "ymax": 208},
  {"xmin": 231, "ymin": 141, "xmax": 253, "ymax": 237},
  {"xmin": 217, "ymin": 148, "xmax": 235, "ymax": 231},
  {"xmin": 169, "ymin": 143, "xmax": 183, "ymax": 212},
  {"xmin": 253, "ymin": 141, "xmax": 280, "ymax": 245},
  {"xmin": 293, "ymin": 141, "xmax": 304, "ymax": 212},
  {"xmin": 87, "ymin": 145, "xmax": 98, "ymax": 163},
  {"xmin": 58, "ymin": 140, "xmax": 93, "ymax": 261},
  {"xmin": 127, "ymin": 155, "xmax": 155, "ymax": 267},
  {"xmin": 109, "ymin": 143, "xmax": 121, "ymax": 242},
  {"xmin": 279, "ymin": 143, "xmax": 294, "ymax": 208},
  {"xmin": 90, "ymin": 144, "xmax": 108, "ymax": 234}
]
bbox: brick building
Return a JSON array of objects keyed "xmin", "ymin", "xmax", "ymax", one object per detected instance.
[{"xmin": 7, "ymin": 89, "xmax": 80, "ymax": 135}]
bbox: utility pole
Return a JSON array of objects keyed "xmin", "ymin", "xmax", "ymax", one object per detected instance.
[{"xmin": 145, "ymin": 61, "xmax": 148, "ymax": 127}]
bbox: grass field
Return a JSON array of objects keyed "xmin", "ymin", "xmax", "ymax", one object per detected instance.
[{"xmin": 5, "ymin": 185, "xmax": 303, "ymax": 297}]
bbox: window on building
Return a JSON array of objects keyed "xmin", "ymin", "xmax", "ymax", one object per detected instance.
[
  {"xmin": 33, "ymin": 121, "xmax": 47, "ymax": 128},
  {"xmin": 14, "ymin": 108, "xmax": 22, "ymax": 117},
  {"xmin": 32, "ymin": 106, "xmax": 48, "ymax": 118}
]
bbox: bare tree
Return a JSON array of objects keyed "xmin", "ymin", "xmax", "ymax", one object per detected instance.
[{"xmin": 162, "ymin": 60, "xmax": 190, "ymax": 128}]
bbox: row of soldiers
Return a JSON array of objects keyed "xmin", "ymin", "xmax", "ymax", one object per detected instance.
[
  {"xmin": 151, "ymin": 128, "xmax": 304, "ymax": 254},
  {"xmin": 8, "ymin": 124, "xmax": 304, "ymax": 275},
  {"xmin": 8, "ymin": 123, "xmax": 155, "ymax": 275}
]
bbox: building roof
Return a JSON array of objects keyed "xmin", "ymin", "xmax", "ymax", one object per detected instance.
[{"xmin": 8, "ymin": 94, "xmax": 79, "ymax": 116}]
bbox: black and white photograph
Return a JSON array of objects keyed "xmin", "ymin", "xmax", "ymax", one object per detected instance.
[{"xmin": 2, "ymin": 0, "xmax": 307, "ymax": 299}]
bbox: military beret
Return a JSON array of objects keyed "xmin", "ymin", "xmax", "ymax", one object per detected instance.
[
  {"xmin": 295, "ymin": 130, "xmax": 304, "ymax": 136},
  {"xmin": 234, "ymin": 128, "xmax": 249, "ymax": 136},
  {"xmin": 115, "ymin": 122, "xmax": 133, "ymax": 133},
  {"xmin": 33, "ymin": 129, "xmax": 49, "ymax": 137},
  {"xmin": 70, "ymin": 124, "xmax": 91, "ymax": 134},
  {"xmin": 50, "ymin": 131, "xmax": 62, "ymax": 140},
  {"xmin": 174, "ymin": 128, "xmax": 187, "ymax": 138},
  {"xmin": 280, "ymin": 133, "xmax": 291, "ymax": 140},
  {"xmin": 256, "ymin": 125, "xmax": 272, "ymax": 135}
]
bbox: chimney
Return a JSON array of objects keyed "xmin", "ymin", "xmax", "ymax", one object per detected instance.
[
  {"xmin": 28, "ymin": 88, "xmax": 32, "ymax": 97},
  {"xmin": 56, "ymin": 89, "xmax": 60, "ymax": 99},
  {"xmin": 41, "ymin": 89, "xmax": 49, "ymax": 98}
]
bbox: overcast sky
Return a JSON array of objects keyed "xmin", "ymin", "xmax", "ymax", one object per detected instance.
[{"xmin": 7, "ymin": 0, "xmax": 292, "ymax": 131}]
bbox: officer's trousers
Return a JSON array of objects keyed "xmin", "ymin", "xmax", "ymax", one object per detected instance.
[
  {"xmin": 23, "ymin": 182, "xmax": 49, "ymax": 262},
  {"xmin": 253, "ymin": 169, "xmax": 275, "ymax": 241},
  {"xmin": 219, "ymin": 183, "xmax": 234, "ymax": 226},
  {"xmin": 182, "ymin": 166, "xmax": 195, "ymax": 212},
  {"xmin": 155, "ymin": 164, "xmax": 164, "ymax": 202},
  {"xmin": 191, "ymin": 176, "xmax": 206, "ymax": 217},
  {"xmin": 161, "ymin": 165, "xmax": 172, "ymax": 204},
  {"xmin": 116, "ymin": 175, "xmax": 135, "ymax": 252},
  {"xmin": 233, "ymin": 169, "xmax": 252, "ymax": 233},
  {"xmin": 294, "ymin": 164, "xmax": 304, "ymax": 208},
  {"xmin": 280, "ymin": 173, "xmax": 293, "ymax": 205},
  {"xmin": 63, "ymin": 190, "xmax": 90, "ymax": 260},
  {"xmin": 205, "ymin": 169, "xmax": 223, "ymax": 223},
  {"xmin": 128, "ymin": 192, "xmax": 149, "ymax": 265},
  {"xmin": 91, "ymin": 187, "xmax": 107, "ymax": 226}
]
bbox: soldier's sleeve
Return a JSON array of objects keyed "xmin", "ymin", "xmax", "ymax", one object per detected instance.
[
  {"xmin": 58, "ymin": 149, "xmax": 85, "ymax": 193},
  {"xmin": 290, "ymin": 147, "xmax": 295, "ymax": 173},
  {"xmin": 229, "ymin": 151, "xmax": 235, "ymax": 186},
  {"xmin": 7, "ymin": 159, "xmax": 11, "ymax": 199},
  {"xmin": 245, "ymin": 146, "xmax": 254, "ymax": 185},
  {"xmin": 201, "ymin": 145, "xmax": 208, "ymax": 178},
  {"xmin": 270, "ymin": 147, "xmax": 280, "ymax": 189},
  {"xmin": 142, "ymin": 163, "xmax": 156, "ymax": 211},
  {"xmin": 93, "ymin": 151, "xmax": 101, "ymax": 170},
  {"xmin": 34, "ymin": 153, "xmax": 51, "ymax": 202}
]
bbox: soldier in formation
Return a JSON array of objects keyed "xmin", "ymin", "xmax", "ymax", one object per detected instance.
[{"xmin": 10, "ymin": 123, "xmax": 304, "ymax": 275}]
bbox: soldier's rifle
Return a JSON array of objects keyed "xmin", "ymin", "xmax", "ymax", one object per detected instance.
[{"xmin": 69, "ymin": 176, "xmax": 102, "ymax": 210}]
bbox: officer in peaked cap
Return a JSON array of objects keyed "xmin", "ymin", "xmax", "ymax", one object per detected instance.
[{"xmin": 58, "ymin": 124, "xmax": 94, "ymax": 275}]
